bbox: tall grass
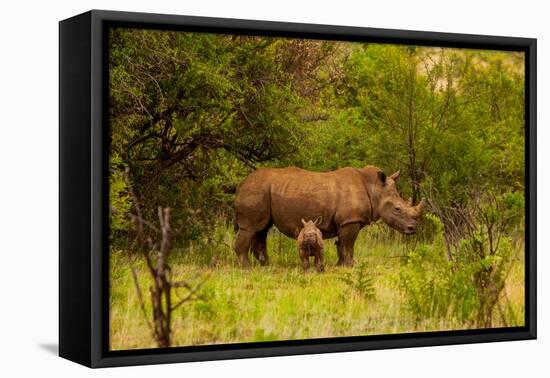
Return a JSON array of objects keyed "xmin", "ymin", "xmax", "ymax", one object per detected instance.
[{"xmin": 110, "ymin": 223, "xmax": 524, "ymax": 350}]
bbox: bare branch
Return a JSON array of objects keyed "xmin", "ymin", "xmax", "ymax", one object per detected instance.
[{"xmin": 130, "ymin": 266, "xmax": 154, "ymax": 332}]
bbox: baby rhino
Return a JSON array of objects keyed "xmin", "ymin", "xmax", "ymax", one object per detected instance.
[{"xmin": 297, "ymin": 218, "xmax": 324, "ymax": 272}]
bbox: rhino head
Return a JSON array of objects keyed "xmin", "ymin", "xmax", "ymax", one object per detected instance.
[
  {"xmin": 300, "ymin": 217, "xmax": 322, "ymax": 243},
  {"xmin": 376, "ymin": 170, "xmax": 425, "ymax": 235}
]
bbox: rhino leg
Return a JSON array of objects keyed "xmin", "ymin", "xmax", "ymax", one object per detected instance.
[
  {"xmin": 335, "ymin": 239, "xmax": 344, "ymax": 266},
  {"xmin": 301, "ymin": 255, "xmax": 310, "ymax": 271},
  {"xmin": 235, "ymin": 230, "xmax": 255, "ymax": 268},
  {"xmin": 314, "ymin": 249, "xmax": 325, "ymax": 272},
  {"xmin": 337, "ymin": 223, "xmax": 361, "ymax": 267},
  {"xmin": 298, "ymin": 247, "xmax": 310, "ymax": 271},
  {"xmin": 251, "ymin": 227, "xmax": 270, "ymax": 266}
]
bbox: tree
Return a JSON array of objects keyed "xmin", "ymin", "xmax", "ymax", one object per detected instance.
[
  {"xmin": 109, "ymin": 29, "xmax": 335, "ymax": 244},
  {"xmin": 337, "ymin": 45, "xmax": 524, "ymax": 242}
]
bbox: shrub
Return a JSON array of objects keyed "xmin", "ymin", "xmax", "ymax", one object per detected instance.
[
  {"xmin": 400, "ymin": 194, "xmax": 519, "ymax": 328},
  {"xmin": 339, "ymin": 261, "xmax": 376, "ymax": 300},
  {"xmin": 399, "ymin": 214, "xmax": 475, "ymax": 322},
  {"xmin": 453, "ymin": 191, "xmax": 519, "ymax": 327}
]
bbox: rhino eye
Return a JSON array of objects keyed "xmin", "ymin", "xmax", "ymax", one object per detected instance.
[{"xmin": 394, "ymin": 206, "xmax": 401, "ymax": 212}]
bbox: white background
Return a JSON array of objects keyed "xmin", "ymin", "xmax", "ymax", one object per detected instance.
[{"xmin": 0, "ymin": 0, "xmax": 547, "ymax": 376}]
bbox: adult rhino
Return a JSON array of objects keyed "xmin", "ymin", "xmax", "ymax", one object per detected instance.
[{"xmin": 234, "ymin": 165, "xmax": 424, "ymax": 267}]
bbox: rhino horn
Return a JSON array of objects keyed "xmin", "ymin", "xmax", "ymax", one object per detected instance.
[{"xmin": 415, "ymin": 198, "xmax": 426, "ymax": 214}]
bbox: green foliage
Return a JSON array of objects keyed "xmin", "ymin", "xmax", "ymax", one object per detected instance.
[
  {"xmin": 336, "ymin": 45, "xmax": 524, "ymax": 207},
  {"xmin": 400, "ymin": 195, "xmax": 520, "ymax": 327},
  {"xmin": 110, "ymin": 30, "xmax": 525, "ymax": 249},
  {"xmin": 338, "ymin": 261, "xmax": 376, "ymax": 300},
  {"xmin": 109, "ymin": 29, "xmax": 338, "ymax": 244},
  {"xmin": 110, "ymin": 221, "xmax": 524, "ymax": 349},
  {"xmin": 108, "ymin": 31, "xmax": 527, "ymax": 346},
  {"xmin": 399, "ymin": 214, "xmax": 475, "ymax": 321},
  {"xmin": 109, "ymin": 152, "xmax": 132, "ymax": 237},
  {"xmin": 454, "ymin": 192, "xmax": 519, "ymax": 327}
]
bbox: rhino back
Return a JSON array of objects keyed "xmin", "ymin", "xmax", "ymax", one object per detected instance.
[{"xmin": 236, "ymin": 167, "xmax": 373, "ymax": 239}]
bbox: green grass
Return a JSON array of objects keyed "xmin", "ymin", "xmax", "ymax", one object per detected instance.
[{"xmin": 110, "ymin": 223, "xmax": 525, "ymax": 350}]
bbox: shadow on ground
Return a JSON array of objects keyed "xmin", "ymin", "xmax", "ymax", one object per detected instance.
[{"xmin": 38, "ymin": 343, "xmax": 58, "ymax": 355}]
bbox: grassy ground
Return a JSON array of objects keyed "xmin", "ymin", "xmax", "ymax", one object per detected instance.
[{"xmin": 110, "ymin": 223, "xmax": 525, "ymax": 350}]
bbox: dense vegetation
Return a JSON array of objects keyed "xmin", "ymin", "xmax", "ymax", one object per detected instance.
[{"xmin": 109, "ymin": 28, "xmax": 525, "ymax": 349}]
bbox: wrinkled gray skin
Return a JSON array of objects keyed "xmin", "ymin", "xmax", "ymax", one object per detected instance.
[
  {"xmin": 297, "ymin": 218, "xmax": 325, "ymax": 272},
  {"xmin": 234, "ymin": 165, "xmax": 425, "ymax": 267}
]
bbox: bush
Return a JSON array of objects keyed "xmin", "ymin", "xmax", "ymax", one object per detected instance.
[
  {"xmin": 400, "ymin": 197, "xmax": 519, "ymax": 328},
  {"xmin": 109, "ymin": 153, "xmax": 132, "ymax": 238},
  {"xmin": 399, "ymin": 214, "xmax": 476, "ymax": 322},
  {"xmin": 339, "ymin": 261, "xmax": 376, "ymax": 300},
  {"xmin": 453, "ymin": 191, "xmax": 519, "ymax": 327}
]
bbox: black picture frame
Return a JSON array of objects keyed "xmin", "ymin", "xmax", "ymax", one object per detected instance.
[{"xmin": 59, "ymin": 9, "xmax": 537, "ymax": 368}]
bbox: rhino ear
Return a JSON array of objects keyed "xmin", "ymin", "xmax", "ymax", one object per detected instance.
[
  {"xmin": 301, "ymin": 218, "xmax": 306, "ymax": 226},
  {"xmin": 390, "ymin": 170, "xmax": 401, "ymax": 182},
  {"xmin": 314, "ymin": 216, "xmax": 323, "ymax": 226},
  {"xmin": 377, "ymin": 171, "xmax": 387, "ymax": 186}
]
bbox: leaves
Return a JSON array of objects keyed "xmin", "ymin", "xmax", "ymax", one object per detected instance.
[
  {"xmin": 109, "ymin": 30, "xmax": 525, "ymax": 266},
  {"xmin": 338, "ymin": 262, "xmax": 376, "ymax": 300}
]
